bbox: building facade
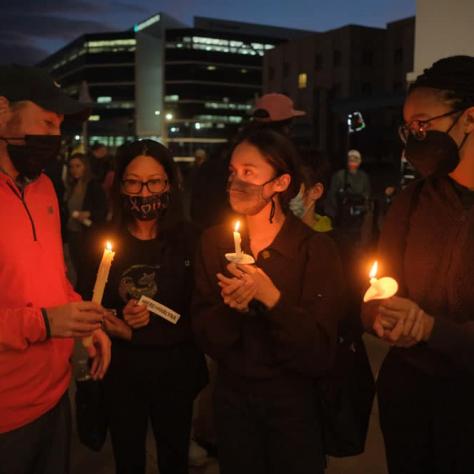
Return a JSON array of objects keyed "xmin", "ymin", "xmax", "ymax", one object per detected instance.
[
  {"xmin": 39, "ymin": 13, "xmax": 311, "ymax": 156},
  {"xmin": 263, "ymin": 17, "xmax": 415, "ymax": 170}
]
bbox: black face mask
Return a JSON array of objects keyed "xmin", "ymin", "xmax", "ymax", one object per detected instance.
[
  {"xmin": 121, "ymin": 193, "xmax": 170, "ymax": 221},
  {"xmin": 227, "ymin": 175, "xmax": 279, "ymax": 222},
  {"xmin": 404, "ymin": 112, "xmax": 469, "ymax": 178},
  {"xmin": 404, "ymin": 130, "xmax": 465, "ymax": 177},
  {"xmin": 1, "ymin": 135, "xmax": 61, "ymax": 181}
]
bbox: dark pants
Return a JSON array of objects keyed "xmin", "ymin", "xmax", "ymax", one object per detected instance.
[
  {"xmin": 103, "ymin": 367, "xmax": 194, "ymax": 474},
  {"xmin": 378, "ymin": 352, "xmax": 474, "ymax": 474},
  {"xmin": 214, "ymin": 371, "xmax": 324, "ymax": 474},
  {"xmin": 0, "ymin": 392, "xmax": 71, "ymax": 474}
]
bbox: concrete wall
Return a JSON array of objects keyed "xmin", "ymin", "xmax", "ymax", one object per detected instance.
[{"xmin": 408, "ymin": 0, "xmax": 474, "ymax": 81}]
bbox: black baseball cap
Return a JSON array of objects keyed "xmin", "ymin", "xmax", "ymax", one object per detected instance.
[{"xmin": 0, "ymin": 64, "xmax": 90, "ymax": 121}]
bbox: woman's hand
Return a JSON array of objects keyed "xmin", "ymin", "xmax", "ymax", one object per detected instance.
[
  {"xmin": 217, "ymin": 271, "xmax": 257, "ymax": 312},
  {"xmin": 373, "ymin": 296, "xmax": 434, "ymax": 347},
  {"xmin": 226, "ymin": 263, "xmax": 281, "ymax": 309},
  {"xmin": 103, "ymin": 311, "xmax": 132, "ymax": 340},
  {"xmin": 123, "ymin": 299, "xmax": 150, "ymax": 329}
]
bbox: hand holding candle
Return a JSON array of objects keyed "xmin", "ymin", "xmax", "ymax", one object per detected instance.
[
  {"xmin": 363, "ymin": 260, "xmax": 398, "ymax": 302},
  {"xmin": 225, "ymin": 220, "xmax": 255, "ymax": 264},
  {"xmin": 83, "ymin": 241, "xmax": 115, "ymax": 347}
]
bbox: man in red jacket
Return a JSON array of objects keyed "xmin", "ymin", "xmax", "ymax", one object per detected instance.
[{"xmin": 0, "ymin": 65, "xmax": 111, "ymax": 474}]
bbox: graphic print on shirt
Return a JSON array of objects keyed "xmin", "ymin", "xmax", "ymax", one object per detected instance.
[{"xmin": 118, "ymin": 264, "xmax": 159, "ymax": 302}]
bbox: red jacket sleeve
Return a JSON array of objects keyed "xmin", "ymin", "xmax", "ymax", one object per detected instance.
[{"xmin": 0, "ymin": 307, "xmax": 47, "ymax": 351}]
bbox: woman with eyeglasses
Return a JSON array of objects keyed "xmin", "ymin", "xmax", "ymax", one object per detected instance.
[
  {"xmin": 192, "ymin": 128, "xmax": 344, "ymax": 474},
  {"xmin": 78, "ymin": 139, "xmax": 207, "ymax": 474},
  {"xmin": 363, "ymin": 56, "xmax": 474, "ymax": 473}
]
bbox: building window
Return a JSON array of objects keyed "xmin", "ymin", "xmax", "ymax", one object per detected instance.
[
  {"xmin": 315, "ymin": 53, "xmax": 323, "ymax": 70},
  {"xmin": 394, "ymin": 48, "xmax": 403, "ymax": 64},
  {"xmin": 361, "ymin": 50, "xmax": 373, "ymax": 67},
  {"xmin": 333, "ymin": 50, "xmax": 342, "ymax": 67},
  {"xmin": 166, "ymin": 36, "xmax": 274, "ymax": 57},
  {"xmin": 283, "ymin": 62, "xmax": 290, "ymax": 78},
  {"xmin": 298, "ymin": 73, "xmax": 307, "ymax": 89}
]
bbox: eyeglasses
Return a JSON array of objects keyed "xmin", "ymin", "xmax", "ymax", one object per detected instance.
[
  {"xmin": 398, "ymin": 109, "xmax": 462, "ymax": 144},
  {"xmin": 121, "ymin": 178, "xmax": 168, "ymax": 194}
]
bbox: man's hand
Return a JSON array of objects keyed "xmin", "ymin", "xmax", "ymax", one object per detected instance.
[
  {"xmin": 104, "ymin": 311, "xmax": 132, "ymax": 340},
  {"xmin": 46, "ymin": 301, "xmax": 105, "ymax": 338},
  {"xmin": 122, "ymin": 299, "xmax": 150, "ymax": 329},
  {"xmin": 85, "ymin": 329, "xmax": 111, "ymax": 380}
]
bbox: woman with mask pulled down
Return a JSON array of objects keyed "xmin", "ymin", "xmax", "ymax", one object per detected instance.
[
  {"xmin": 78, "ymin": 140, "xmax": 207, "ymax": 474},
  {"xmin": 192, "ymin": 128, "xmax": 344, "ymax": 474},
  {"xmin": 362, "ymin": 56, "xmax": 474, "ymax": 474}
]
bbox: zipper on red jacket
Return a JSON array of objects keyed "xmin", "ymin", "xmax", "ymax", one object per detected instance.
[{"xmin": 6, "ymin": 182, "xmax": 38, "ymax": 241}]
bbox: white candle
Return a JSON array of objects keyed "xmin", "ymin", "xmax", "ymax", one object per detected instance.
[
  {"xmin": 83, "ymin": 241, "xmax": 115, "ymax": 347},
  {"xmin": 363, "ymin": 260, "xmax": 398, "ymax": 302},
  {"xmin": 233, "ymin": 221, "xmax": 242, "ymax": 255}
]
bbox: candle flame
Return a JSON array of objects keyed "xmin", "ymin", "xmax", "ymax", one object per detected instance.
[
  {"xmin": 369, "ymin": 261, "xmax": 378, "ymax": 279},
  {"xmin": 106, "ymin": 241, "xmax": 113, "ymax": 251},
  {"xmin": 234, "ymin": 220, "xmax": 240, "ymax": 232}
]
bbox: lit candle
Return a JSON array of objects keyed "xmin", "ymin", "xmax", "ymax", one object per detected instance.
[
  {"xmin": 363, "ymin": 260, "xmax": 398, "ymax": 302},
  {"xmin": 233, "ymin": 221, "xmax": 242, "ymax": 256},
  {"xmin": 83, "ymin": 241, "xmax": 115, "ymax": 347}
]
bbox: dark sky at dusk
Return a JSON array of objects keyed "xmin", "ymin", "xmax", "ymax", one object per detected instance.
[{"xmin": 2, "ymin": 0, "xmax": 415, "ymax": 65}]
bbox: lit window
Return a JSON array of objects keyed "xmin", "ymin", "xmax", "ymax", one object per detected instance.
[
  {"xmin": 165, "ymin": 95, "xmax": 179, "ymax": 102},
  {"xmin": 298, "ymin": 73, "xmax": 307, "ymax": 89},
  {"xmin": 207, "ymin": 65, "xmax": 217, "ymax": 71},
  {"xmin": 88, "ymin": 115, "xmax": 100, "ymax": 121},
  {"xmin": 97, "ymin": 96, "xmax": 112, "ymax": 103}
]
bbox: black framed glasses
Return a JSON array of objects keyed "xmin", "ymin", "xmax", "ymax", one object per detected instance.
[
  {"xmin": 398, "ymin": 109, "xmax": 462, "ymax": 144},
  {"xmin": 121, "ymin": 178, "xmax": 168, "ymax": 194}
]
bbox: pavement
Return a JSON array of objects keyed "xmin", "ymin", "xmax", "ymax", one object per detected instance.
[{"xmin": 70, "ymin": 334, "xmax": 390, "ymax": 474}]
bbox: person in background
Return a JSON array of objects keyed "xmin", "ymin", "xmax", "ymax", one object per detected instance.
[
  {"xmin": 0, "ymin": 64, "xmax": 110, "ymax": 474},
  {"xmin": 88, "ymin": 142, "xmax": 109, "ymax": 181},
  {"xmin": 364, "ymin": 55, "xmax": 474, "ymax": 474},
  {"xmin": 65, "ymin": 152, "xmax": 107, "ymax": 286},
  {"xmin": 326, "ymin": 150, "xmax": 370, "ymax": 230},
  {"xmin": 251, "ymin": 92, "xmax": 305, "ymax": 137},
  {"xmin": 192, "ymin": 128, "xmax": 344, "ymax": 474},
  {"xmin": 289, "ymin": 151, "xmax": 333, "ymax": 233},
  {"xmin": 79, "ymin": 139, "xmax": 207, "ymax": 474}
]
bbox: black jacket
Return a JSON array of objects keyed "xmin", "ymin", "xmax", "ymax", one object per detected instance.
[
  {"xmin": 192, "ymin": 213, "xmax": 344, "ymax": 380},
  {"xmin": 379, "ymin": 176, "xmax": 474, "ymax": 376}
]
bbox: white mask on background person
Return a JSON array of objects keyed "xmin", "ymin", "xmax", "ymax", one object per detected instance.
[{"xmin": 289, "ymin": 188, "xmax": 310, "ymax": 219}]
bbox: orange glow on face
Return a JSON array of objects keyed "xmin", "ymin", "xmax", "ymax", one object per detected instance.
[
  {"xmin": 106, "ymin": 241, "xmax": 113, "ymax": 251},
  {"xmin": 369, "ymin": 261, "xmax": 378, "ymax": 279},
  {"xmin": 234, "ymin": 221, "xmax": 240, "ymax": 233}
]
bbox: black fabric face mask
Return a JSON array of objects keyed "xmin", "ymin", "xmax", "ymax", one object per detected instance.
[
  {"xmin": 121, "ymin": 193, "xmax": 170, "ymax": 221},
  {"xmin": 1, "ymin": 135, "xmax": 61, "ymax": 181},
  {"xmin": 404, "ymin": 130, "xmax": 463, "ymax": 177},
  {"xmin": 227, "ymin": 175, "xmax": 279, "ymax": 222}
]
